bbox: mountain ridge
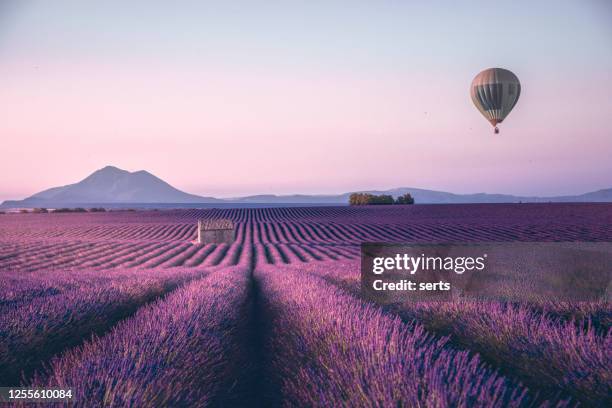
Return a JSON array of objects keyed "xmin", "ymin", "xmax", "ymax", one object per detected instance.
[{"xmin": 2, "ymin": 165, "xmax": 611, "ymax": 208}]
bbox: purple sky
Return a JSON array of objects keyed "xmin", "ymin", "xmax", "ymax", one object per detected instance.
[{"xmin": 1, "ymin": 1, "xmax": 611, "ymax": 200}]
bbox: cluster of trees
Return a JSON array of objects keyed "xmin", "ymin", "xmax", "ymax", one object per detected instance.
[
  {"xmin": 51, "ymin": 208, "xmax": 89, "ymax": 213},
  {"xmin": 395, "ymin": 193, "xmax": 416, "ymax": 205},
  {"xmin": 18, "ymin": 207, "xmax": 108, "ymax": 214},
  {"xmin": 349, "ymin": 193, "xmax": 415, "ymax": 206}
]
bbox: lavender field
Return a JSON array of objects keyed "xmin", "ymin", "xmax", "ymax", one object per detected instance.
[{"xmin": 0, "ymin": 203, "xmax": 610, "ymax": 407}]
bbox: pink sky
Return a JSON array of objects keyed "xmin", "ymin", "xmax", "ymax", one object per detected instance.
[{"xmin": 1, "ymin": 1, "xmax": 611, "ymax": 201}]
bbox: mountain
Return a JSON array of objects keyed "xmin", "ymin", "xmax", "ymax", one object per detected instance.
[
  {"xmin": 230, "ymin": 194, "xmax": 346, "ymax": 204},
  {"xmin": 2, "ymin": 166, "xmax": 221, "ymax": 207},
  {"xmin": 2, "ymin": 165, "xmax": 610, "ymax": 208},
  {"xmin": 554, "ymin": 188, "xmax": 612, "ymax": 202},
  {"xmin": 227, "ymin": 187, "xmax": 612, "ymax": 204}
]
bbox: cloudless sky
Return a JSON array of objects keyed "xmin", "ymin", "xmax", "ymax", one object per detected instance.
[{"xmin": 1, "ymin": 0, "xmax": 611, "ymax": 200}]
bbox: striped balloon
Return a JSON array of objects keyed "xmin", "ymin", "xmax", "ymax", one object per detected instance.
[{"xmin": 470, "ymin": 68, "xmax": 520, "ymax": 134}]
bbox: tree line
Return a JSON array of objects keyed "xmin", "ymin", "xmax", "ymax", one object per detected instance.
[{"xmin": 349, "ymin": 193, "xmax": 415, "ymax": 206}]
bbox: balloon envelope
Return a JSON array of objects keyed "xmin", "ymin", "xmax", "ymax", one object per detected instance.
[{"xmin": 470, "ymin": 68, "xmax": 520, "ymax": 130}]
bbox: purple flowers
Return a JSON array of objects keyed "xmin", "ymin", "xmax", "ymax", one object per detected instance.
[
  {"xmin": 0, "ymin": 204, "xmax": 610, "ymax": 406},
  {"xmin": 1, "ymin": 203, "xmax": 610, "ymax": 272},
  {"xmin": 31, "ymin": 267, "xmax": 251, "ymax": 407},
  {"xmin": 0, "ymin": 267, "xmax": 202, "ymax": 386},
  {"xmin": 256, "ymin": 264, "xmax": 535, "ymax": 407},
  {"xmin": 300, "ymin": 259, "xmax": 611, "ymax": 406}
]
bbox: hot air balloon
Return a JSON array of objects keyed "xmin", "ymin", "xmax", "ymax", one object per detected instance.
[{"xmin": 470, "ymin": 68, "xmax": 520, "ymax": 134}]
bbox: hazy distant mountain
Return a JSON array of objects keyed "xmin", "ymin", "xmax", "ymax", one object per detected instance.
[
  {"xmin": 561, "ymin": 188, "xmax": 612, "ymax": 202},
  {"xmin": 2, "ymin": 165, "xmax": 610, "ymax": 208},
  {"xmin": 229, "ymin": 187, "xmax": 612, "ymax": 204},
  {"xmin": 2, "ymin": 166, "xmax": 221, "ymax": 207}
]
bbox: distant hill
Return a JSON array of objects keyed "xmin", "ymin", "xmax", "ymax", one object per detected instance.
[
  {"xmin": 2, "ymin": 166, "xmax": 221, "ymax": 207},
  {"xmin": 228, "ymin": 187, "xmax": 612, "ymax": 204},
  {"xmin": 2, "ymin": 165, "xmax": 611, "ymax": 208}
]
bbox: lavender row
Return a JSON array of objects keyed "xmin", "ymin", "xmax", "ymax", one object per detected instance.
[
  {"xmin": 255, "ymin": 265, "xmax": 549, "ymax": 407},
  {"xmin": 0, "ymin": 239, "xmax": 301, "ymax": 270},
  {"xmin": 30, "ymin": 267, "xmax": 252, "ymax": 407},
  {"xmin": 1, "ymin": 269, "xmax": 113, "ymax": 310},
  {"xmin": 303, "ymin": 260, "xmax": 611, "ymax": 405},
  {"xmin": 2, "ymin": 203, "xmax": 611, "ymax": 245},
  {"xmin": 0, "ymin": 240, "xmax": 257, "ymax": 272},
  {"xmin": 529, "ymin": 301, "xmax": 611, "ymax": 333},
  {"xmin": 402, "ymin": 300, "xmax": 611, "ymax": 405},
  {"xmin": 0, "ymin": 267, "xmax": 203, "ymax": 386}
]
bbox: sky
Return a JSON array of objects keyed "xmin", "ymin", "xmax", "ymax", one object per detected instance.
[{"xmin": 1, "ymin": 0, "xmax": 611, "ymax": 201}]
